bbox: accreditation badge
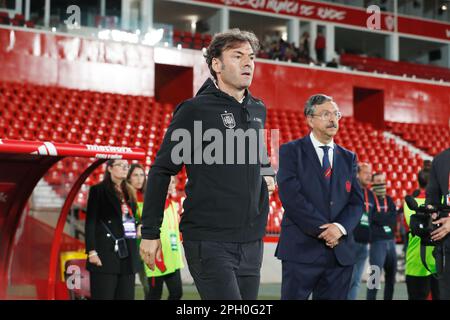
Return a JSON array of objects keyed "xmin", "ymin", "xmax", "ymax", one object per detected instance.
[
  {"xmin": 169, "ymin": 233, "xmax": 178, "ymax": 251},
  {"xmin": 360, "ymin": 212, "xmax": 369, "ymax": 227},
  {"xmin": 122, "ymin": 213, "xmax": 137, "ymax": 239}
]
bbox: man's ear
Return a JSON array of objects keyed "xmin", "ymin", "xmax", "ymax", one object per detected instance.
[
  {"xmin": 212, "ymin": 57, "xmax": 222, "ymax": 75},
  {"xmin": 306, "ymin": 116, "xmax": 314, "ymax": 129}
]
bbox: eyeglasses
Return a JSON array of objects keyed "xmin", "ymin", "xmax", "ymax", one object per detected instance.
[
  {"xmin": 112, "ymin": 164, "xmax": 130, "ymax": 170},
  {"xmin": 311, "ymin": 111, "xmax": 342, "ymax": 121}
]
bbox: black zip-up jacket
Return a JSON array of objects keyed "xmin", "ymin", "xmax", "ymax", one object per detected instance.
[
  {"xmin": 369, "ymin": 194, "xmax": 397, "ymax": 241},
  {"xmin": 141, "ymin": 78, "xmax": 274, "ymax": 242}
]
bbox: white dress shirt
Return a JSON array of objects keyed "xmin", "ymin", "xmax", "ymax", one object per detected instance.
[
  {"xmin": 310, "ymin": 132, "xmax": 334, "ymax": 168},
  {"xmin": 309, "ymin": 132, "xmax": 347, "ymax": 236}
]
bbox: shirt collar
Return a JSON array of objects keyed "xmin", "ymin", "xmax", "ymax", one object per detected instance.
[{"xmin": 310, "ymin": 132, "xmax": 334, "ymax": 150}]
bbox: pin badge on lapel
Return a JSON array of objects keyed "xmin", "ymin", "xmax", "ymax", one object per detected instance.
[{"xmin": 345, "ymin": 181, "xmax": 351, "ymax": 193}]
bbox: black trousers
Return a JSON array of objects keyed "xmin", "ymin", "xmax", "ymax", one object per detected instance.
[
  {"xmin": 316, "ymin": 48, "xmax": 325, "ymax": 63},
  {"xmin": 406, "ymin": 275, "xmax": 440, "ymax": 300},
  {"xmin": 434, "ymin": 247, "xmax": 450, "ymax": 300},
  {"xmin": 183, "ymin": 239, "xmax": 263, "ymax": 300},
  {"xmin": 147, "ymin": 269, "xmax": 183, "ymax": 300},
  {"xmin": 90, "ymin": 272, "xmax": 135, "ymax": 300}
]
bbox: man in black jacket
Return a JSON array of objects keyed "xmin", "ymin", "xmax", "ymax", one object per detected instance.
[
  {"xmin": 140, "ymin": 29, "xmax": 275, "ymax": 300},
  {"xmin": 427, "ymin": 148, "xmax": 450, "ymax": 299},
  {"xmin": 366, "ymin": 172, "xmax": 398, "ymax": 300},
  {"xmin": 348, "ymin": 162, "xmax": 375, "ymax": 300}
]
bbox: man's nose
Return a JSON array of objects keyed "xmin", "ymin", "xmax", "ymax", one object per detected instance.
[{"xmin": 241, "ymin": 56, "xmax": 252, "ymax": 67}]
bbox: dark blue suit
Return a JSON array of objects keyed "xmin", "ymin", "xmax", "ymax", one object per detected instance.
[{"xmin": 275, "ymin": 135, "xmax": 364, "ymax": 300}]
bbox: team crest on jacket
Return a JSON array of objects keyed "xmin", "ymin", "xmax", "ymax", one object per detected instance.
[{"xmin": 221, "ymin": 113, "xmax": 236, "ymax": 129}]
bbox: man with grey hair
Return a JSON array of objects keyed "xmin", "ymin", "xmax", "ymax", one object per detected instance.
[{"xmin": 276, "ymin": 94, "xmax": 364, "ymax": 299}]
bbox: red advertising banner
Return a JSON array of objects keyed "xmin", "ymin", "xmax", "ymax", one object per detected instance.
[
  {"xmin": 193, "ymin": 0, "xmax": 450, "ymax": 41},
  {"xmin": 399, "ymin": 16, "xmax": 450, "ymax": 41}
]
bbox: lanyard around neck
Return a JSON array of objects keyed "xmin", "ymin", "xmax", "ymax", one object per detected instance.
[
  {"xmin": 374, "ymin": 196, "xmax": 387, "ymax": 213},
  {"xmin": 364, "ymin": 188, "xmax": 370, "ymax": 213}
]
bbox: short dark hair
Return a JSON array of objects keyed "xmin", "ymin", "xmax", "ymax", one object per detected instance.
[
  {"xmin": 423, "ymin": 160, "xmax": 432, "ymax": 170},
  {"xmin": 304, "ymin": 94, "xmax": 333, "ymax": 117},
  {"xmin": 417, "ymin": 169, "xmax": 429, "ymax": 189},
  {"xmin": 204, "ymin": 28, "xmax": 260, "ymax": 80}
]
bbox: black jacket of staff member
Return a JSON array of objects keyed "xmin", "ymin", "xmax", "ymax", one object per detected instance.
[
  {"xmin": 85, "ymin": 160, "xmax": 142, "ymax": 300},
  {"xmin": 426, "ymin": 148, "xmax": 450, "ymax": 300},
  {"xmin": 140, "ymin": 78, "xmax": 273, "ymax": 242},
  {"xmin": 353, "ymin": 188, "xmax": 376, "ymax": 243},
  {"xmin": 369, "ymin": 194, "xmax": 397, "ymax": 241},
  {"xmin": 141, "ymin": 29, "xmax": 274, "ymax": 300},
  {"xmin": 426, "ymin": 148, "xmax": 450, "ymax": 209}
]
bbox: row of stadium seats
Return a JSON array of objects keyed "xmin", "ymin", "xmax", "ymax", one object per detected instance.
[
  {"xmin": 1, "ymin": 80, "xmax": 444, "ymax": 235},
  {"xmin": 340, "ymin": 53, "xmax": 450, "ymax": 82},
  {"xmin": 172, "ymin": 30, "xmax": 212, "ymax": 50},
  {"xmin": 385, "ymin": 121, "xmax": 449, "ymax": 156},
  {"xmin": 0, "ymin": 81, "xmax": 176, "ymax": 208},
  {"xmin": 0, "ymin": 12, "xmax": 34, "ymax": 28}
]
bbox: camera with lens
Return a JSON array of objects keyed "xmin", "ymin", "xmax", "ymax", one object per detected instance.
[{"xmin": 405, "ymin": 195, "xmax": 450, "ymax": 246}]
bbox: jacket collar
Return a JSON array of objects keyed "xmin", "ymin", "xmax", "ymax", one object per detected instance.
[{"xmin": 196, "ymin": 78, "xmax": 251, "ymax": 106}]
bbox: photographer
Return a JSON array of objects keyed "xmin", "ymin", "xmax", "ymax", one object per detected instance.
[{"xmin": 426, "ymin": 148, "xmax": 450, "ymax": 299}]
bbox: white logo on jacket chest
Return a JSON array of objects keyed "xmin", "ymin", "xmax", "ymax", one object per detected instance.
[{"xmin": 221, "ymin": 113, "xmax": 236, "ymax": 129}]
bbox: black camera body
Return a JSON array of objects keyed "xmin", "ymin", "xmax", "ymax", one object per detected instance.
[
  {"xmin": 406, "ymin": 196, "xmax": 450, "ymax": 246},
  {"xmin": 410, "ymin": 211, "xmax": 441, "ymax": 246}
]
